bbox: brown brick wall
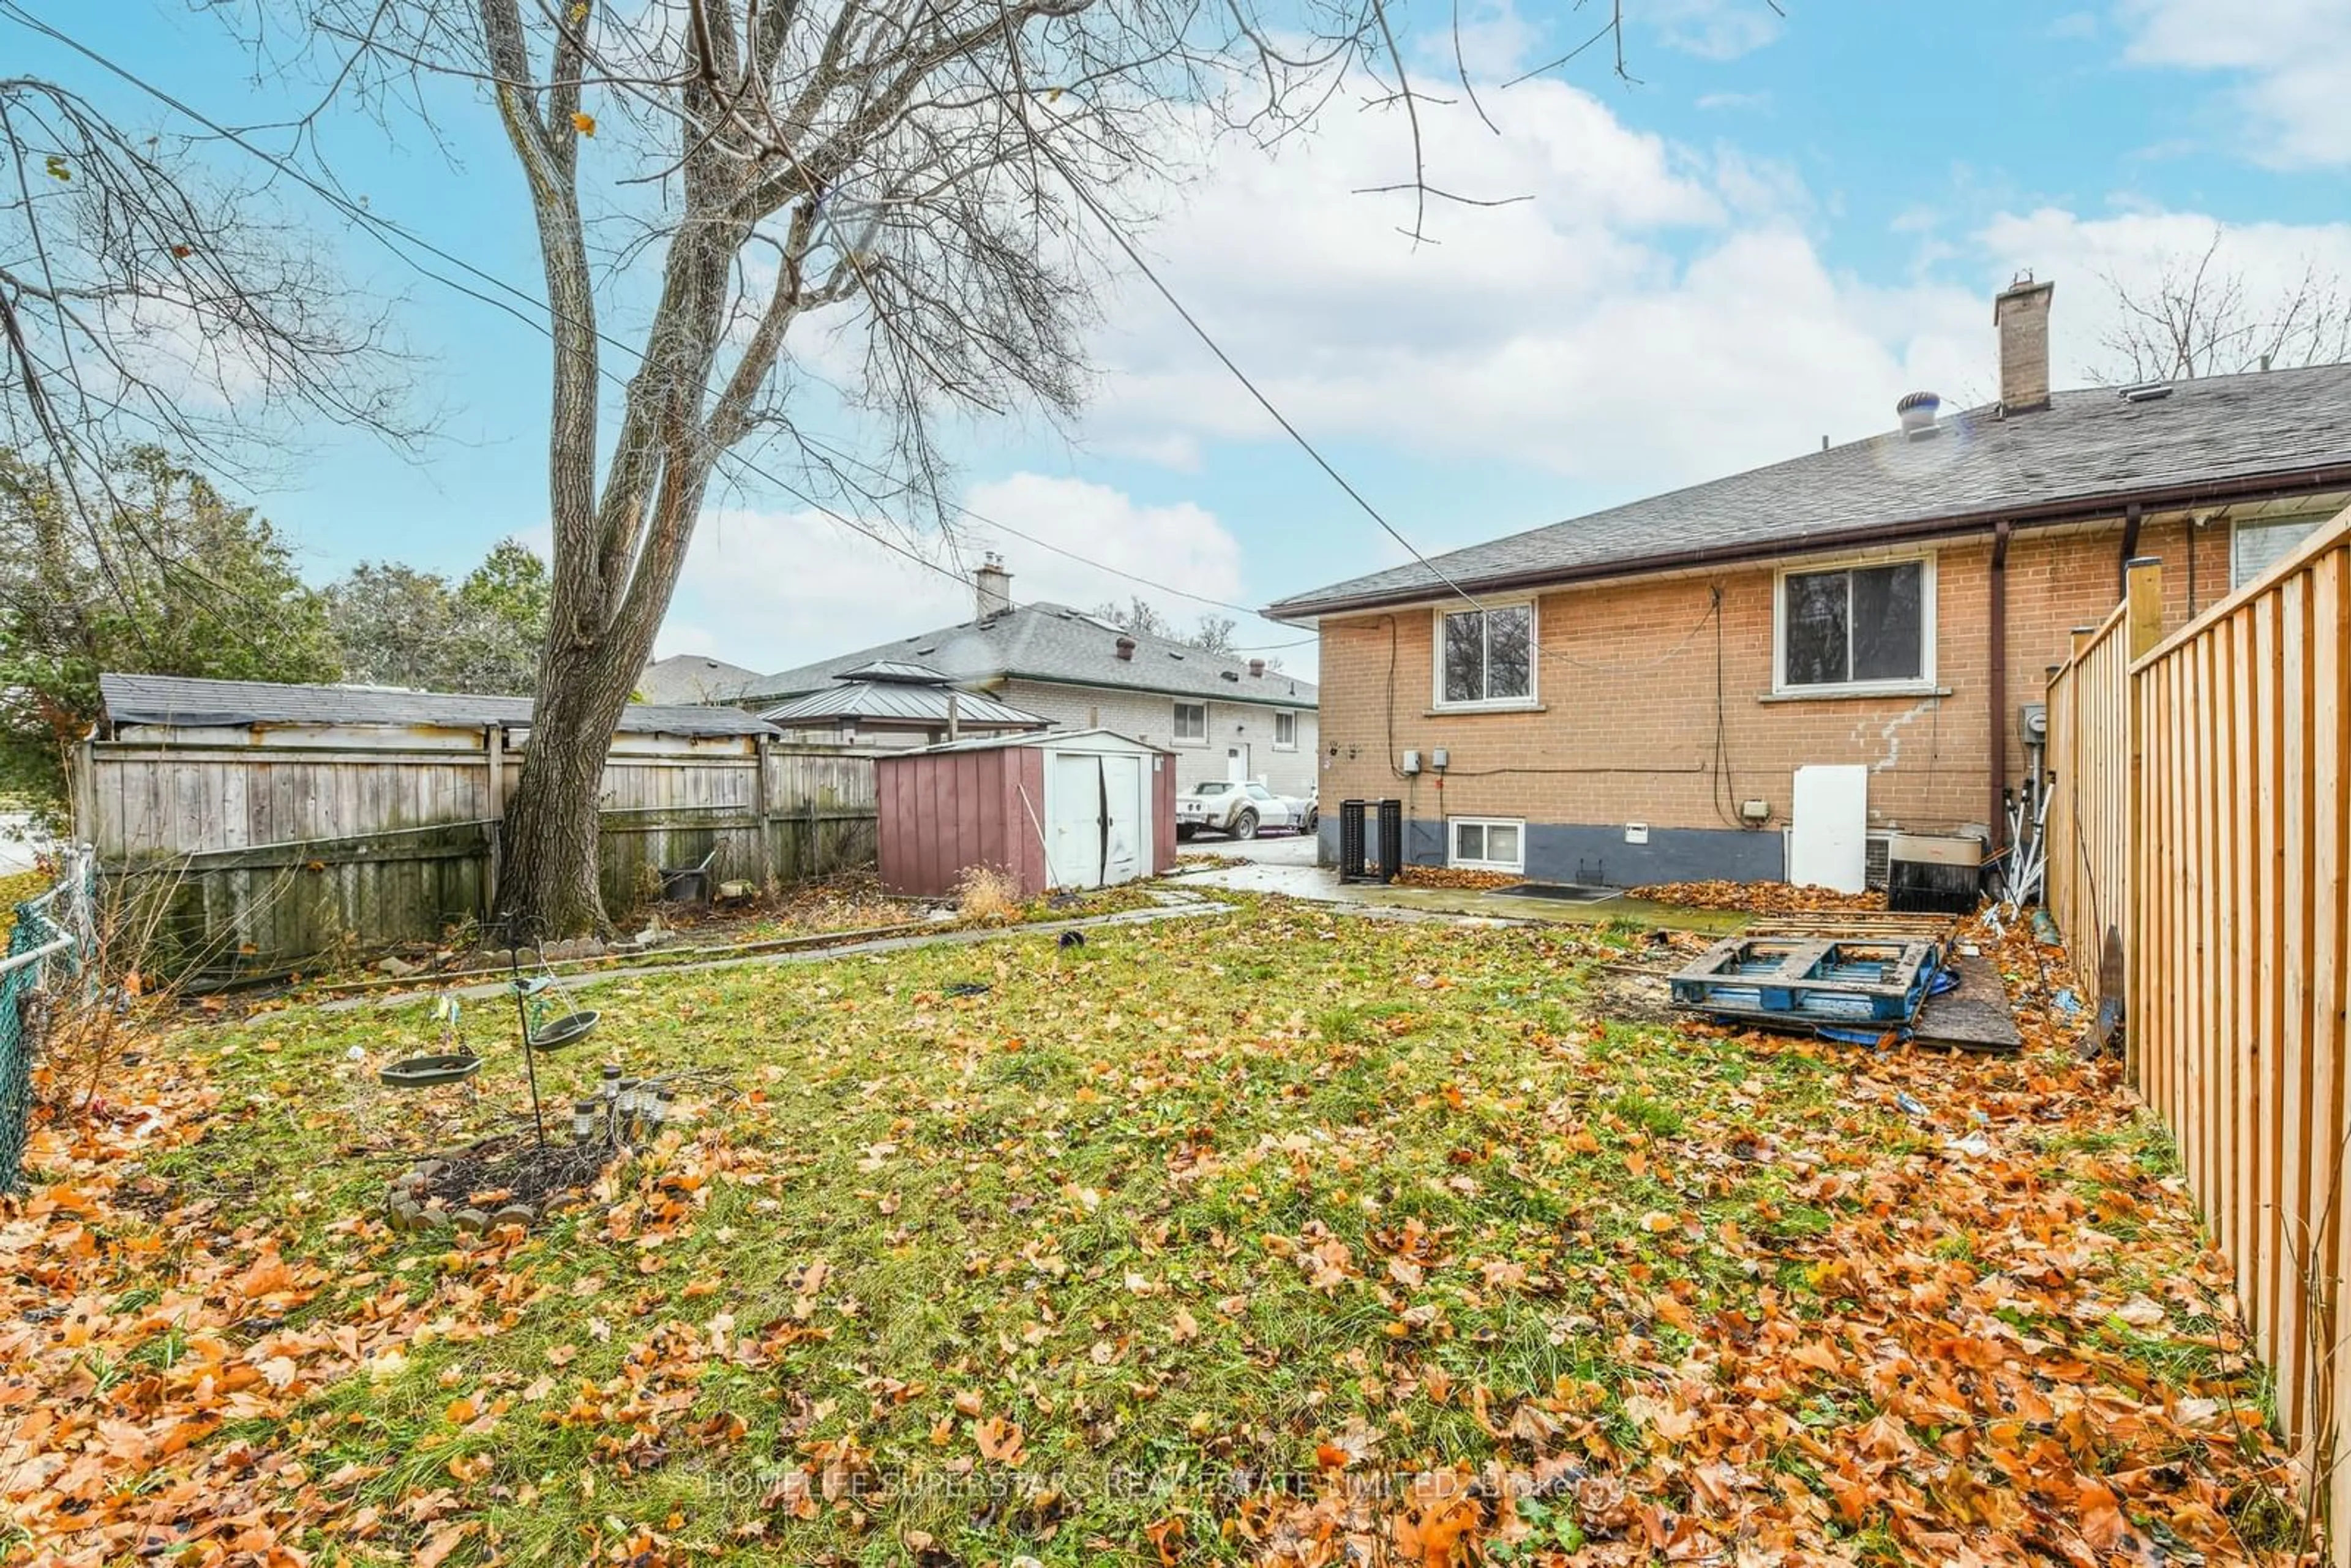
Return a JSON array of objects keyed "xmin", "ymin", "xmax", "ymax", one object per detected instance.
[{"xmin": 1311, "ymin": 514, "xmax": 2233, "ymax": 849}]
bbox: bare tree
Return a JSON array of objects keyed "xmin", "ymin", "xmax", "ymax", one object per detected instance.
[
  {"xmin": 1189, "ymin": 613, "xmax": 1238, "ymax": 655},
  {"xmin": 142, "ymin": 0, "xmax": 1701, "ymax": 938},
  {"xmin": 2093, "ymin": 229, "xmax": 2351, "ymax": 384},
  {"xmin": 185, "ymin": 0, "xmax": 1381, "ymax": 937},
  {"xmin": 0, "ymin": 76, "xmax": 417, "ymax": 481}
]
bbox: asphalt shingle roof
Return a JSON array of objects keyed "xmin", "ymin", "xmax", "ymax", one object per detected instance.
[
  {"xmin": 1267, "ymin": 362, "xmax": 2351, "ymax": 618},
  {"xmin": 636, "ymin": 654, "xmax": 763, "ymax": 704},
  {"xmin": 100, "ymin": 673, "xmax": 778, "ymax": 738},
  {"xmin": 741, "ymin": 602, "xmax": 1319, "ymax": 708}
]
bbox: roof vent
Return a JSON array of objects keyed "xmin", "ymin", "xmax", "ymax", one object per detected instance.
[
  {"xmin": 1219, "ymin": 669, "xmax": 1239, "ymax": 682},
  {"xmin": 2119, "ymin": 383, "xmax": 2173, "ymax": 403},
  {"xmin": 1895, "ymin": 391, "xmax": 1942, "ymax": 438},
  {"xmin": 1114, "ymin": 636, "xmax": 1135, "ymax": 661},
  {"xmin": 1248, "ymin": 659, "xmax": 1265, "ymax": 678}
]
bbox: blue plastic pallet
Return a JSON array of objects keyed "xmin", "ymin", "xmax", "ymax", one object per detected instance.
[{"xmin": 1669, "ymin": 936, "xmax": 1940, "ymax": 1024}]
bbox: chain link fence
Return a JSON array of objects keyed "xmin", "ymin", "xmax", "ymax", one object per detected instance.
[{"xmin": 1, "ymin": 847, "xmax": 97, "ymax": 1193}]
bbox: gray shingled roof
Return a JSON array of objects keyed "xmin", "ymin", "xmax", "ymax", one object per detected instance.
[
  {"xmin": 760, "ymin": 679, "xmax": 1045, "ymax": 729},
  {"xmin": 742, "ymin": 602, "xmax": 1319, "ymax": 708},
  {"xmin": 1267, "ymin": 362, "xmax": 2351, "ymax": 618},
  {"xmin": 637, "ymin": 653, "xmax": 763, "ymax": 704},
  {"xmin": 100, "ymin": 673, "xmax": 778, "ymax": 737}
]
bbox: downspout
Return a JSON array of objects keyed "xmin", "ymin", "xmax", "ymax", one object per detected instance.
[
  {"xmin": 1988, "ymin": 519, "xmax": 2012, "ymax": 850},
  {"xmin": 2118, "ymin": 501, "xmax": 2142, "ymax": 596}
]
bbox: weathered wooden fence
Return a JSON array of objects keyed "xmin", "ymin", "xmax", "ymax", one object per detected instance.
[
  {"xmin": 2044, "ymin": 507, "xmax": 2351, "ymax": 1527},
  {"xmin": 2043, "ymin": 565, "xmax": 2161, "ymax": 1006},
  {"xmin": 84, "ymin": 737, "xmax": 877, "ymax": 974}
]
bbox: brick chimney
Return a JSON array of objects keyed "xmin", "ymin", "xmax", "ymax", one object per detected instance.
[
  {"xmin": 974, "ymin": 552, "xmax": 1013, "ymax": 620},
  {"xmin": 1995, "ymin": 274, "xmax": 2053, "ymax": 414},
  {"xmin": 1114, "ymin": 636, "xmax": 1135, "ymax": 661},
  {"xmin": 1248, "ymin": 659, "xmax": 1265, "ymax": 677}
]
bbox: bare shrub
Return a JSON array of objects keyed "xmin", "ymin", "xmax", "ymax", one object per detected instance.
[{"xmin": 954, "ymin": 865, "xmax": 1021, "ymax": 924}]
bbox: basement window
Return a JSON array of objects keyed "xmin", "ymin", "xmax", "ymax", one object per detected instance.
[
  {"xmin": 1774, "ymin": 557, "xmax": 1935, "ymax": 694},
  {"xmin": 1449, "ymin": 817, "xmax": 1525, "ymax": 874},
  {"xmin": 1434, "ymin": 602, "xmax": 1536, "ymax": 709}
]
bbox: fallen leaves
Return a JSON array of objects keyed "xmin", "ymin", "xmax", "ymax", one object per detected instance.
[
  {"xmin": 974, "ymin": 1415, "xmax": 1025, "ymax": 1465},
  {"xmin": 1627, "ymin": 878, "xmax": 1888, "ymax": 915},
  {"xmin": 0, "ymin": 902, "xmax": 2306, "ymax": 1568}
]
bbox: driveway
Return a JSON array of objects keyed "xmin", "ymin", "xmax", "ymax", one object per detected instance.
[{"xmin": 1182, "ymin": 830, "xmax": 1319, "ymax": 866}]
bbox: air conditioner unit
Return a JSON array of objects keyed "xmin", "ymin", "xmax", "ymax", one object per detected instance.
[{"xmin": 1888, "ymin": 832, "xmax": 1985, "ymax": 914}]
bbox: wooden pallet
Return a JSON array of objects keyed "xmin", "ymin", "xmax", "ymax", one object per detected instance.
[
  {"xmin": 1669, "ymin": 935, "xmax": 1941, "ymax": 1024},
  {"xmin": 1743, "ymin": 910, "xmax": 1957, "ymax": 943}
]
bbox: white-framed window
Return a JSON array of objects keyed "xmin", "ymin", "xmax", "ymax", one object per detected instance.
[
  {"xmin": 1774, "ymin": 555, "xmax": 1936, "ymax": 694},
  {"xmin": 1172, "ymin": 701, "xmax": 1207, "ymax": 743},
  {"xmin": 2232, "ymin": 514, "xmax": 2332, "ymax": 590},
  {"xmin": 1273, "ymin": 710, "xmax": 1297, "ymax": 749},
  {"xmin": 1449, "ymin": 817, "xmax": 1524, "ymax": 874},
  {"xmin": 1434, "ymin": 601, "xmax": 1536, "ymax": 709}
]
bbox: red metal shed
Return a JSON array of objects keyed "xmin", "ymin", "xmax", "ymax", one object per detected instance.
[{"xmin": 874, "ymin": 729, "xmax": 1178, "ymax": 900}]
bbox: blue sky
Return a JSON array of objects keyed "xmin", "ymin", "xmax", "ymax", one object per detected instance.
[{"xmin": 12, "ymin": 0, "xmax": 2349, "ymax": 675}]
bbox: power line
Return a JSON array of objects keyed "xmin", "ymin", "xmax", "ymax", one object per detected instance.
[
  {"xmin": 1, "ymin": 0, "xmax": 987, "ymax": 599},
  {"xmin": 15, "ymin": 6, "xmax": 1390, "ymax": 677},
  {"xmin": 784, "ymin": 426, "xmax": 1294, "ymax": 629},
  {"xmin": 1018, "ymin": 128, "xmax": 1494, "ymax": 620},
  {"xmin": 6, "ymin": 1, "xmax": 1321, "ymax": 648}
]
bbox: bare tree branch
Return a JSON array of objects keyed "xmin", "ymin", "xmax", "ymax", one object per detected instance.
[{"xmin": 2092, "ymin": 227, "xmax": 2351, "ymax": 383}]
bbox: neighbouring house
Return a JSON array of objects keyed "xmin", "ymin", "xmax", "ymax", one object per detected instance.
[
  {"xmin": 639, "ymin": 653, "xmax": 763, "ymax": 705},
  {"xmin": 740, "ymin": 555, "xmax": 1319, "ymax": 795},
  {"xmin": 874, "ymin": 728, "xmax": 1177, "ymax": 899},
  {"xmin": 1267, "ymin": 275, "xmax": 2351, "ymax": 887},
  {"xmin": 759, "ymin": 661, "xmax": 1048, "ymax": 747}
]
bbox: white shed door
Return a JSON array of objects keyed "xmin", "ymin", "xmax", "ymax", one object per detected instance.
[
  {"xmin": 1100, "ymin": 754, "xmax": 1145, "ymax": 885},
  {"xmin": 1788, "ymin": 764, "xmax": 1868, "ymax": 893},
  {"xmin": 1048, "ymin": 753, "xmax": 1106, "ymax": 889}
]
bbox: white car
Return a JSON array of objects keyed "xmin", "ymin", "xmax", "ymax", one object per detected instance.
[{"xmin": 1176, "ymin": 781, "xmax": 1297, "ymax": 840}]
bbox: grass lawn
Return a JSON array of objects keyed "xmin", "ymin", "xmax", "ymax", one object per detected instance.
[{"xmin": 4, "ymin": 899, "xmax": 2299, "ymax": 1566}]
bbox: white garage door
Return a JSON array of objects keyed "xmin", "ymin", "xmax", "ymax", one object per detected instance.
[
  {"xmin": 1048, "ymin": 751, "xmax": 1151, "ymax": 890},
  {"xmin": 1048, "ymin": 753, "xmax": 1106, "ymax": 889},
  {"xmin": 1100, "ymin": 754, "xmax": 1144, "ymax": 885}
]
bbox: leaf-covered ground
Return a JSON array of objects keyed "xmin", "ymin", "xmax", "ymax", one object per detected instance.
[{"xmin": 2, "ymin": 900, "xmax": 2303, "ymax": 1566}]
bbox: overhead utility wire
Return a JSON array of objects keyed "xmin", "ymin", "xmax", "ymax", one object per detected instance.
[
  {"xmin": 1021, "ymin": 126, "xmax": 1733, "ymax": 678},
  {"xmin": 7, "ymin": 3, "xmax": 1317, "ymax": 642},
  {"xmin": 0, "ymin": 2, "xmax": 975, "ymax": 594}
]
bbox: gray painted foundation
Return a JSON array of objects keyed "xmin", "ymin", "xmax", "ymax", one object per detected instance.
[{"xmin": 1318, "ymin": 815, "xmax": 1782, "ymax": 885}]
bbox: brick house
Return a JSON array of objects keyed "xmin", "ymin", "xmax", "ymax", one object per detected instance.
[
  {"xmin": 741, "ymin": 557, "xmax": 1319, "ymax": 795},
  {"xmin": 1267, "ymin": 277, "xmax": 2351, "ymax": 885}
]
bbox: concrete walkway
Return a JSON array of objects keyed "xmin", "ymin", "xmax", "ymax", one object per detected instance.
[
  {"xmin": 315, "ymin": 895, "xmax": 1232, "ymax": 1013},
  {"xmin": 1164, "ymin": 855, "xmax": 1747, "ymax": 933}
]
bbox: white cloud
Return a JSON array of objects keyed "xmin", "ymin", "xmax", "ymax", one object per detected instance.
[
  {"xmin": 660, "ymin": 473, "xmax": 1261, "ymax": 672},
  {"xmin": 2118, "ymin": 0, "xmax": 2351, "ymax": 166},
  {"xmin": 1644, "ymin": 0, "xmax": 1785, "ymax": 60},
  {"xmin": 1084, "ymin": 77, "xmax": 1985, "ymax": 493}
]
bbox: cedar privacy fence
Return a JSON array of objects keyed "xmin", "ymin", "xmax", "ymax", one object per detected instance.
[
  {"xmin": 80, "ymin": 730, "xmax": 877, "ymax": 978},
  {"xmin": 2045, "ymin": 506, "xmax": 2351, "ymax": 1528}
]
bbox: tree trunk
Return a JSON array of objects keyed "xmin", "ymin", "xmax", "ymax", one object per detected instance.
[
  {"xmin": 499, "ymin": 432, "xmax": 718, "ymax": 940},
  {"xmin": 497, "ymin": 640, "xmax": 642, "ymax": 940}
]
